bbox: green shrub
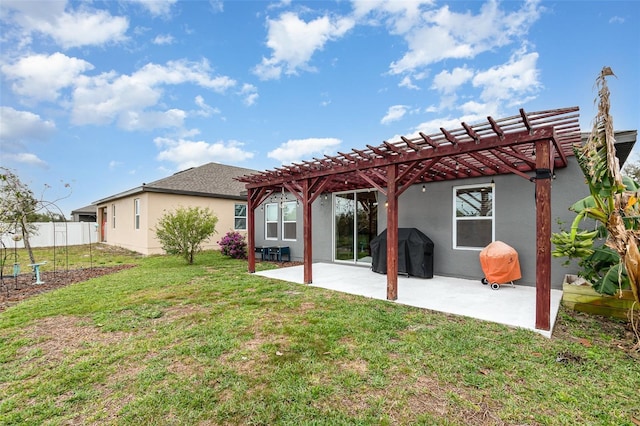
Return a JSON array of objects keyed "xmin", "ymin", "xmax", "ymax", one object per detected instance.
[{"xmin": 154, "ymin": 206, "xmax": 218, "ymax": 264}]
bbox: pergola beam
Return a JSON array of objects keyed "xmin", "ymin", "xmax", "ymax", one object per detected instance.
[{"xmin": 244, "ymin": 127, "xmax": 558, "ymax": 189}]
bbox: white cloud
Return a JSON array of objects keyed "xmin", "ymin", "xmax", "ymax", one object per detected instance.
[
  {"xmin": 1, "ymin": 1, "xmax": 129, "ymax": 49},
  {"xmin": 267, "ymin": 137, "xmax": 341, "ymax": 164},
  {"xmin": 130, "ymin": 0, "xmax": 178, "ymax": 17},
  {"xmin": 2, "ymin": 152, "xmax": 47, "ymax": 167},
  {"xmin": 46, "ymin": 10, "xmax": 128, "ymax": 48},
  {"xmin": 1, "ymin": 52, "xmax": 94, "ymax": 102},
  {"xmin": 408, "ymin": 115, "xmax": 475, "ymax": 138},
  {"xmin": 108, "ymin": 160, "xmax": 123, "ymax": 169},
  {"xmin": 387, "ymin": 0, "xmax": 542, "ymax": 74},
  {"xmin": 1, "ymin": 0, "xmax": 66, "ymax": 21},
  {"xmin": 381, "ymin": 105, "xmax": 408, "ymax": 124},
  {"xmin": 609, "ymin": 16, "xmax": 624, "ymax": 24},
  {"xmin": 351, "ymin": 0, "xmax": 432, "ymax": 33},
  {"xmin": 118, "ymin": 109, "xmax": 187, "ymax": 131},
  {"xmin": 253, "ymin": 12, "xmax": 355, "ymax": 80},
  {"xmin": 432, "ymin": 66, "xmax": 474, "ymax": 94},
  {"xmin": 208, "ymin": 0, "xmax": 224, "ymax": 13},
  {"xmin": 195, "ymin": 95, "xmax": 207, "ymax": 109},
  {"xmin": 399, "ymin": 75, "xmax": 420, "ymax": 90},
  {"xmin": 71, "ymin": 59, "xmax": 236, "ymax": 128},
  {"xmin": 152, "ymin": 34, "xmax": 174, "ymax": 45},
  {"xmin": 238, "ymin": 83, "xmax": 259, "ymax": 106},
  {"xmin": 154, "ymin": 137, "xmax": 254, "ymax": 169},
  {"xmin": 0, "ymin": 107, "xmax": 56, "ymax": 144},
  {"xmin": 193, "ymin": 95, "xmax": 220, "ymax": 117},
  {"xmin": 472, "ymin": 48, "xmax": 541, "ymax": 103},
  {"xmin": 459, "ymin": 100, "xmax": 499, "ymax": 117}
]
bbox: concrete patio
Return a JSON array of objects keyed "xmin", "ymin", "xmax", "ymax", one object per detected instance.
[{"xmin": 255, "ymin": 262, "xmax": 563, "ymax": 338}]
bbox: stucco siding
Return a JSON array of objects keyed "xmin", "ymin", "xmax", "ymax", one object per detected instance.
[
  {"xmin": 252, "ymin": 196, "xmax": 333, "ymax": 263},
  {"xmin": 377, "ymin": 159, "xmax": 587, "ymax": 289},
  {"xmin": 98, "ymin": 193, "xmax": 247, "ymax": 255}
]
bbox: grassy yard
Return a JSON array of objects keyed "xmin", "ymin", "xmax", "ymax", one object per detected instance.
[
  {"xmin": 1, "ymin": 244, "xmax": 143, "ymax": 276},
  {"xmin": 0, "ymin": 247, "xmax": 638, "ymax": 425}
]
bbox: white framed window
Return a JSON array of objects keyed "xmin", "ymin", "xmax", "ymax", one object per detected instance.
[
  {"xmin": 112, "ymin": 204, "xmax": 116, "ymax": 228},
  {"xmin": 265, "ymin": 203, "xmax": 278, "ymax": 240},
  {"xmin": 453, "ymin": 183, "xmax": 494, "ymax": 249},
  {"xmin": 282, "ymin": 201, "xmax": 297, "ymax": 241},
  {"xmin": 234, "ymin": 203, "xmax": 247, "ymax": 230},
  {"xmin": 134, "ymin": 198, "xmax": 140, "ymax": 230}
]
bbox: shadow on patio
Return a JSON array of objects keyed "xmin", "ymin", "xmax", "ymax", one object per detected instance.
[{"xmin": 255, "ymin": 262, "xmax": 563, "ymax": 338}]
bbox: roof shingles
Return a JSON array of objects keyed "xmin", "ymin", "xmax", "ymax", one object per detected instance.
[{"xmin": 95, "ymin": 162, "xmax": 257, "ymax": 204}]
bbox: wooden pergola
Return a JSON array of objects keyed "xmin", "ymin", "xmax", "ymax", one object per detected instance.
[{"xmin": 237, "ymin": 107, "xmax": 581, "ymax": 331}]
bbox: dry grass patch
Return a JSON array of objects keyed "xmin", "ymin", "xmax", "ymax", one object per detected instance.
[
  {"xmin": 21, "ymin": 316, "xmax": 132, "ymax": 364},
  {"xmin": 154, "ymin": 303, "xmax": 211, "ymax": 322}
]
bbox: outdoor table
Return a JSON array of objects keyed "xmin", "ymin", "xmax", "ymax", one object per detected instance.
[
  {"xmin": 254, "ymin": 246, "xmax": 269, "ymax": 260},
  {"xmin": 267, "ymin": 246, "xmax": 290, "ymax": 262}
]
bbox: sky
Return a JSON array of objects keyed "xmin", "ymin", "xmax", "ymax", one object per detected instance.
[{"xmin": 1, "ymin": 0, "xmax": 639, "ymax": 218}]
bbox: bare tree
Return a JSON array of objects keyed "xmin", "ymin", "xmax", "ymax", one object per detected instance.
[{"xmin": 0, "ymin": 167, "xmax": 71, "ymax": 265}]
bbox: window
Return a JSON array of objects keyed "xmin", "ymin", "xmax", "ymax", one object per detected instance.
[
  {"xmin": 134, "ymin": 198, "xmax": 140, "ymax": 230},
  {"xmin": 234, "ymin": 203, "xmax": 247, "ymax": 230},
  {"xmin": 265, "ymin": 203, "xmax": 278, "ymax": 240},
  {"xmin": 282, "ymin": 201, "xmax": 297, "ymax": 241},
  {"xmin": 453, "ymin": 184, "xmax": 494, "ymax": 249},
  {"xmin": 112, "ymin": 204, "xmax": 116, "ymax": 228}
]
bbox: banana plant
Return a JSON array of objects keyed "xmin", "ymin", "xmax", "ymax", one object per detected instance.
[
  {"xmin": 552, "ymin": 67, "xmax": 640, "ymax": 307},
  {"xmin": 578, "ymin": 245, "xmax": 630, "ymax": 295}
]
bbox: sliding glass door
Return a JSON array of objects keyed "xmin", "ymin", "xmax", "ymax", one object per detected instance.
[{"xmin": 334, "ymin": 190, "xmax": 378, "ymax": 264}]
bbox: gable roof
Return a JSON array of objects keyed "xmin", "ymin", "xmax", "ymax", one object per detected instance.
[{"xmin": 94, "ymin": 162, "xmax": 258, "ymax": 205}]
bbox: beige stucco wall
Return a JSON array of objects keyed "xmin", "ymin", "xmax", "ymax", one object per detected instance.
[{"xmin": 97, "ymin": 192, "xmax": 247, "ymax": 255}]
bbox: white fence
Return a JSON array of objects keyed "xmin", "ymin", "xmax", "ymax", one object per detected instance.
[{"xmin": 1, "ymin": 222, "xmax": 99, "ymax": 249}]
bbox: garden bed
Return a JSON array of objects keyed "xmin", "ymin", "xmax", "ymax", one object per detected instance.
[
  {"xmin": 562, "ymin": 274, "xmax": 636, "ymax": 319},
  {"xmin": 0, "ymin": 265, "xmax": 136, "ymax": 312}
]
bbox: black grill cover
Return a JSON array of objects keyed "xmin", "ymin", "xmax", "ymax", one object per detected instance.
[{"xmin": 370, "ymin": 228, "xmax": 434, "ymax": 278}]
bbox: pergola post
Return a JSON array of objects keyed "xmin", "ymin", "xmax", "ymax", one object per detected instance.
[
  {"xmin": 386, "ymin": 164, "xmax": 398, "ymax": 300},
  {"xmin": 303, "ymin": 179, "xmax": 313, "ymax": 284},
  {"xmin": 534, "ymin": 139, "xmax": 552, "ymax": 330},
  {"xmin": 247, "ymin": 188, "xmax": 256, "ymax": 274}
]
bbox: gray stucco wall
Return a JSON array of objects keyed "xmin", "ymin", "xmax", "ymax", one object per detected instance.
[
  {"xmin": 252, "ymin": 196, "xmax": 333, "ymax": 263},
  {"xmin": 376, "ymin": 159, "xmax": 588, "ymax": 288},
  {"xmin": 251, "ymin": 158, "xmax": 588, "ymax": 289}
]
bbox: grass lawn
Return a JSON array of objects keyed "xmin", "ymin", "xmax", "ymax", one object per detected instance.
[{"xmin": 0, "ymin": 247, "xmax": 638, "ymax": 425}]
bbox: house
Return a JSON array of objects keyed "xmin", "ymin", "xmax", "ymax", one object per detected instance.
[
  {"xmin": 70, "ymin": 204, "xmax": 97, "ymax": 222},
  {"xmin": 237, "ymin": 106, "xmax": 637, "ymax": 332},
  {"xmin": 94, "ymin": 162, "xmax": 257, "ymax": 255}
]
